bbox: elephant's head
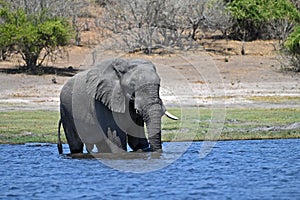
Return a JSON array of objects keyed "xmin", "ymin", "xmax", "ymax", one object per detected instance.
[{"xmin": 86, "ymin": 58, "xmax": 171, "ymax": 151}]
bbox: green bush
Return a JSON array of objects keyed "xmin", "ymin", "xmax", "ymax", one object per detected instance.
[
  {"xmin": 285, "ymin": 26, "xmax": 300, "ymax": 54},
  {"xmin": 281, "ymin": 26, "xmax": 300, "ymax": 71},
  {"xmin": 227, "ymin": 0, "xmax": 299, "ymax": 22},
  {"xmin": 227, "ymin": 0, "xmax": 300, "ymax": 40},
  {"xmin": 0, "ymin": 4, "xmax": 73, "ymax": 73}
]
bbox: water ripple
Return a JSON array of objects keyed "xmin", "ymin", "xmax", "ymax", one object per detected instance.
[{"xmin": 0, "ymin": 139, "xmax": 299, "ymax": 199}]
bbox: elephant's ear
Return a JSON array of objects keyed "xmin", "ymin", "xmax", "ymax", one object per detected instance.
[{"xmin": 86, "ymin": 59, "xmax": 128, "ymax": 113}]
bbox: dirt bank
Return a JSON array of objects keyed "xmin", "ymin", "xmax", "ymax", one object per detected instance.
[{"xmin": 0, "ymin": 41, "xmax": 299, "ymax": 111}]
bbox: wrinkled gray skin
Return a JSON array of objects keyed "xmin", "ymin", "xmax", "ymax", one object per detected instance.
[{"xmin": 59, "ymin": 58, "xmax": 165, "ymax": 154}]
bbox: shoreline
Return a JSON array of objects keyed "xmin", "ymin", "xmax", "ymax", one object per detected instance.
[
  {"xmin": 1, "ymin": 137, "xmax": 300, "ymax": 146},
  {"xmin": 1, "ymin": 92, "xmax": 300, "ymax": 112},
  {"xmin": 0, "ymin": 108, "xmax": 299, "ymax": 144}
]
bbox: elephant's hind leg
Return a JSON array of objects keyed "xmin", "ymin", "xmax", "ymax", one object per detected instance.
[{"xmin": 60, "ymin": 106, "xmax": 83, "ymax": 154}]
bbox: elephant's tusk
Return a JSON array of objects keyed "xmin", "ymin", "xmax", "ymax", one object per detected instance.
[{"xmin": 165, "ymin": 111, "xmax": 179, "ymax": 120}]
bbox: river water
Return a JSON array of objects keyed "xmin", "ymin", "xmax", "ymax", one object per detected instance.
[{"xmin": 0, "ymin": 139, "xmax": 299, "ymax": 199}]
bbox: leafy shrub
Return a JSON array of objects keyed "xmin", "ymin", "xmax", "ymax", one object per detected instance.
[
  {"xmin": 281, "ymin": 26, "xmax": 300, "ymax": 71},
  {"xmin": 227, "ymin": 0, "xmax": 300, "ymax": 40},
  {"xmin": 285, "ymin": 26, "xmax": 300, "ymax": 54},
  {"xmin": 0, "ymin": 2, "xmax": 73, "ymax": 73}
]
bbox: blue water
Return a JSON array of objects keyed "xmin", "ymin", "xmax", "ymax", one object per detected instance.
[{"xmin": 0, "ymin": 139, "xmax": 299, "ymax": 199}]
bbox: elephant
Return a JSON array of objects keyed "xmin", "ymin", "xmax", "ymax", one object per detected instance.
[{"xmin": 57, "ymin": 58, "xmax": 178, "ymax": 154}]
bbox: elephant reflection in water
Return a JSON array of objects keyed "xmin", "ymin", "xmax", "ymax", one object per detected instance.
[{"xmin": 57, "ymin": 58, "xmax": 178, "ymax": 154}]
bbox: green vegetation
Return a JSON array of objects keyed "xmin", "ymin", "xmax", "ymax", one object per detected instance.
[
  {"xmin": 0, "ymin": 2, "xmax": 73, "ymax": 73},
  {"xmin": 163, "ymin": 108, "xmax": 300, "ymax": 141},
  {"xmin": 0, "ymin": 110, "xmax": 63, "ymax": 144},
  {"xmin": 227, "ymin": 0, "xmax": 300, "ymax": 22},
  {"xmin": 1, "ymin": 108, "xmax": 299, "ymax": 144},
  {"xmin": 281, "ymin": 25, "xmax": 300, "ymax": 71},
  {"xmin": 227, "ymin": 0, "xmax": 300, "ymax": 40},
  {"xmin": 285, "ymin": 25, "xmax": 300, "ymax": 54}
]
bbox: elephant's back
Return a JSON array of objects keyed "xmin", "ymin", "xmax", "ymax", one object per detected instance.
[
  {"xmin": 60, "ymin": 77, "xmax": 74, "ymax": 111},
  {"xmin": 60, "ymin": 71, "xmax": 89, "ymax": 111}
]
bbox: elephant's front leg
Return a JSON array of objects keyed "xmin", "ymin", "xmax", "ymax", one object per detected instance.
[
  {"xmin": 128, "ymin": 135, "xmax": 150, "ymax": 151},
  {"xmin": 127, "ymin": 126, "xmax": 150, "ymax": 151}
]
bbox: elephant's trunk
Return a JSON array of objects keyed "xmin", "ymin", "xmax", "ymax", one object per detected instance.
[
  {"xmin": 143, "ymin": 104, "xmax": 163, "ymax": 152},
  {"xmin": 136, "ymin": 84, "xmax": 163, "ymax": 152}
]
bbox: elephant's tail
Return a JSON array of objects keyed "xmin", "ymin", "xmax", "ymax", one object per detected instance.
[{"xmin": 57, "ymin": 119, "xmax": 63, "ymax": 154}]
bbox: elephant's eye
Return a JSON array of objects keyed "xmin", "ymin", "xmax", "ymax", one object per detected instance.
[{"xmin": 135, "ymin": 109, "xmax": 141, "ymax": 115}]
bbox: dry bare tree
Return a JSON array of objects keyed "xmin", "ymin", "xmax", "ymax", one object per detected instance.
[{"xmin": 99, "ymin": 0, "xmax": 232, "ymax": 54}]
